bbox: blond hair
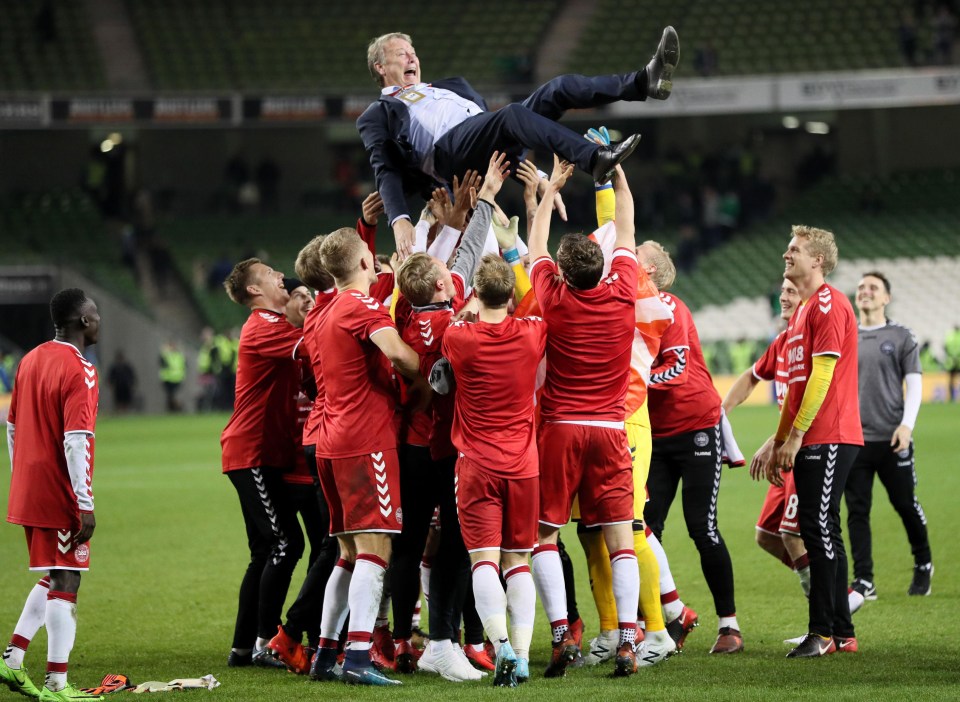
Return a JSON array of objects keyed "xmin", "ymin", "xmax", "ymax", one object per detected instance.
[
  {"xmin": 396, "ymin": 253, "xmax": 441, "ymax": 307},
  {"xmin": 319, "ymin": 228, "xmax": 366, "ymax": 283},
  {"xmin": 367, "ymin": 32, "xmax": 412, "ymax": 86},
  {"xmin": 791, "ymin": 225, "xmax": 839, "ymax": 276},
  {"xmin": 295, "ymin": 235, "xmax": 334, "ymax": 291},
  {"xmin": 640, "ymin": 240, "xmax": 676, "ymax": 291},
  {"xmin": 473, "ymin": 254, "xmax": 515, "ymax": 308},
  {"xmin": 223, "ymin": 258, "xmax": 263, "ymax": 305}
]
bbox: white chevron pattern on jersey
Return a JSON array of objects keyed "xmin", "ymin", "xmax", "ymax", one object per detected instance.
[
  {"xmin": 419, "ymin": 319, "xmax": 435, "ymax": 347},
  {"xmin": 372, "ymin": 452, "xmax": 392, "ymax": 518}
]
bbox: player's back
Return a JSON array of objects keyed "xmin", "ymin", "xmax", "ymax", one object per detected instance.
[
  {"xmin": 442, "ymin": 316, "xmax": 546, "ymax": 476},
  {"xmin": 316, "ymin": 290, "xmax": 398, "ymax": 458},
  {"xmin": 530, "ymin": 253, "xmax": 637, "ymax": 423},
  {"xmin": 8, "ymin": 340, "xmax": 98, "ymax": 527},
  {"xmin": 402, "ymin": 304, "xmax": 457, "ymax": 458},
  {"xmin": 648, "ymin": 292, "xmax": 722, "ymax": 437}
]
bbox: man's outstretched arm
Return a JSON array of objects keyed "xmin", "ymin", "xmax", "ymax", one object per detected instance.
[{"xmin": 528, "ymin": 155, "xmax": 574, "ymax": 262}]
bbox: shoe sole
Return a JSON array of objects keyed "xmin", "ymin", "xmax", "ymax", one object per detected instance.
[
  {"xmin": 493, "ymin": 659, "xmax": 517, "ymax": 687},
  {"xmin": 544, "ymin": 645, "xmax": 579, "ymax": 678},
  {"xmin": 654, "ymin": 27, "xmax": 680, "ymax": 99}
]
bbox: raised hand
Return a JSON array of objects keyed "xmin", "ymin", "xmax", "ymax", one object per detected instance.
[
  {"xmin": 478, "ymin": 151, "xmax": 511, "ymax": 201},
  {"xmin": 361, "ymin": 191, "xmax": 384, "ymax": 226}
]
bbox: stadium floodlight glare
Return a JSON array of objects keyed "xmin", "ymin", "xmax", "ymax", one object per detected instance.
[
  {"xmin": 804, "ymin": 121, "xmax": 830, "ymax": 135},
  {"xmin": 100, "ymin": 139, "xmax": 113, "ymax": 153},
  {"xmin": 782, "ymin": 116, "xmax": 800, "ymax": 129}
]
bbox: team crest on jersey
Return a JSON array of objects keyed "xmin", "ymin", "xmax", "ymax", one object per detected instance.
[
  {"xmin": 880, "ymin": 340, "xmax": 896, "ymax": 356},
  {"xmin": 694, "ymin": 432, "xmax": 709, "ymax": 447},
  {"xmin": 74, "ymin": 543, "xmax": 90, "ymax": 564},
  {"xmin": 395, "ymin": 507, "xmax": 403, "ymax": 525}
]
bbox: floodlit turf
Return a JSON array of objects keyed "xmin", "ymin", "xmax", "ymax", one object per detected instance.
[{"xmin": 2, "ymin": 405, "xmax": 959, "ymax": 701}]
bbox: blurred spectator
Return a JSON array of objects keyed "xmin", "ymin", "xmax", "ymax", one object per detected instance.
[
  {"xmin": 0, "ymin": 350, "xmax": 18, "ymax": 392},
  {"xmin": 946, "ymin": 324, "xmax": 960, "ymax": 401},
  {"xmin": 256, "ymin": 158, "xmax": 281, "ymax": 212},
  {"xmin": 149, "ymin": 236, "xmax": 175, "ymax": 298},
  {"xmin": 207, "ymin": 252, "xmax": 235, "ymax": 291},
  {"xmin": 107, "ymin": 350, "xmax": 137, "ymax": 413},
  {"xmin": 197, "ymin": 327, "xmax": 222, "ymax": 412},
  {"xmin": 34, "ymin": 0, "xmax": 57, "ymax": 43},
  {"xmin": 159, "ymin": 340, "xmax": 186, "ymax": 412},
  {"xmin": 693, "ymin": 42, "xmax": 719, "ymax": 77},
  {"xmin": 700, "ymin": 185, "xmax": 723, "ymax": 250},
  {"xmin": 899, "ymin": 9, "xmax": 920, "ymax": 65},
  {"xmin": 932, "ymin": 4, "xmax": 957, "ymax": 64},
  {"xmin": 919, "ymin": 340, "xmax": 942, "ymax": 372},
  {"xmin": 729, "ymin": 338, "xmax": 755, "ymax": 374}
]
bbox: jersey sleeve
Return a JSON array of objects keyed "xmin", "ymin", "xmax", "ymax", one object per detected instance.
[
  {"xmin": 347, "ymin": 293, "xmax": 397, "ymax": 341},
  {"xmin": 608, "ymin": 249, "xmax": 639, "ymax": 303},
  {"xmin": 247, "ymin": 314, "xmax": 305, "ymax": 359},
  {"xmin": 900, "ymin": 328, "xmax": 922, "ymax": 376},
  {"xmin": 529, "ymin": 256, "xmax": 561, "ymax": 312},
  {"xmin": 809, "ymin": 288, "xmax": 844, "ymax": 357},
  {"xmin": 753, "ymin": 334, "xmax": 781, "ymax": 381},
  {"xmin": 649, "ymin": 299, "xmax": 690, "ymax": 388},
  {"xmin": 63, "ymin": 361, "xmax": 98, "ymax": 435}
]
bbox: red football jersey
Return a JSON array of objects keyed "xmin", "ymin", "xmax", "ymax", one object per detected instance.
[
  {"xmin": 301, "ymin": 291, "xmax": 337, "ymax": 448},
  {"xmin": 442, "ymin": 315, "xmax": 547, "ymax": 479},
  {"xmin": 7, "ymin": 340, "xmax": 99, "ymax": 529},
  {"xmin": 220, "ymin": 309, "xmax": 304, "ymax": 472},
  {"xmin": 530, "ymin": 250, "xmax": 638, "ymax": 423},
  {"xmin": 783, "ymin": 283, "xmax": 863, "ymax": 447},
  {"xmin": 284, "ymin": 360, "xmax": 316, "ymax": 486},
  {"xmin": 401, "ymin": 273, "xmax": 467, "ymax": 459},
  {"xmin": 753, "ymin": 331, "xmax": 788, "ymax": 410},
  {"xmin": 315, "ymin": 290, "xmax": 399, "ymax": 458},
  {"xmin": 647, "ymin": 293, "xmax": 722, "ymax": 437}
]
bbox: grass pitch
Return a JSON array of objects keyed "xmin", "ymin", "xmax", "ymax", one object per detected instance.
[{"xmin": 2, "ymin": 405, "xmax": 959, "ymax": 701}]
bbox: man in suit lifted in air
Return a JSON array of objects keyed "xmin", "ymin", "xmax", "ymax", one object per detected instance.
[{"xmin": 357, "ymin": 28, "xmax": 679, "ymax": 258}]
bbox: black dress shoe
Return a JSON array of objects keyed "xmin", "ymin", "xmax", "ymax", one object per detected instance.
[
  {"xmin": 591, "ymin": 134, "xmax": 642, "ymax": 184},
  {"xmin": 227, "ymin": 650, "xmax": 252, "ymax": 667},
  {"xmin": 645, "ymin": 26, "xmax": 680, "ymax": 100}
]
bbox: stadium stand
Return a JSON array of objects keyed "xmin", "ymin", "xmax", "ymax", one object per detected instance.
[
  {"xmin": 156, "ymin": 212, "xmax": 387, "ymax": 330},
  {"xmin": 2, "ymin": 189, "xmax": 148, "ymax": 311},
  {"xmin": 672, "ymin": 169, "xmax": 960, "ymax": 355},
  {"xmin": 0, "ymin": 0, "xmax": 106, "ymax": 91},
  {"xmin": 568, "ymin": 0, "xmax": 905, "ymax": 77},
  {"xmin": 125, "ymin": 0, "xmax": 559, "ymax": 92}
]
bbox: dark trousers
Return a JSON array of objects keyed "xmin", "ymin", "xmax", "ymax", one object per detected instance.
[
  {"xmin": 646, "ymin": 424, "xmax": 737, "ymax": 618},
  {"xmin": 845, "ymin": 441, "xmax": 931, "ymax": 584},
  {"xmin": 227, "ymin": 467, "xmax": 305, "ymax": 648},
  {"xmin": 391, "ymin": 447, "xmax": 470, "ymax": 642},
  {"xmin": 434, "ymin": 72, "xmax": 643, "ymax": 181},
  {"xmin": 793, "ymin": 443, "xmax": 858, "ymax": 638},
  {"xmin": 281, "ymin": 446, "xmax": 339, "ymax": 645}
]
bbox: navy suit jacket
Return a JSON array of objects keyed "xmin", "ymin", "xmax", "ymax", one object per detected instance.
[{"xmin": 357, "ymin": 77, "xmax": 489, "ymax": 224}]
